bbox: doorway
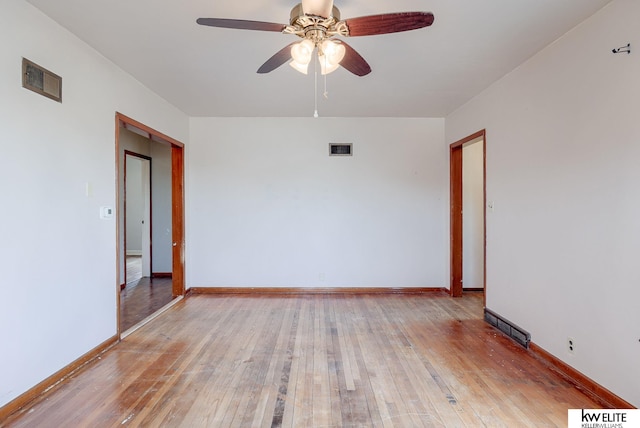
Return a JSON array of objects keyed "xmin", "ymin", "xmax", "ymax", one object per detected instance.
[
  {"xmin": 450, "ymin": 130, "xmax": 486, "ymax": 300},
  {"xmin": 116, "ymin": 113, "xmax": 185, "ymax": 335}
]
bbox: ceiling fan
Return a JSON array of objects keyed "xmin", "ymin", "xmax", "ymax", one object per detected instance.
[{"xmin": 197, "ymin": 0, "xmax": 434, "ymax": 77}]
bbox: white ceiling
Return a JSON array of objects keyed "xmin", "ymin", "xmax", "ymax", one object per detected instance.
[{"xmin": 26, "ymin": 0, "xmax": 612, "ymax": 118}]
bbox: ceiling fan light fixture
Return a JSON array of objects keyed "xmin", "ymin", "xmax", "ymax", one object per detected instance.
[
  {"xmin": 289, "ymin": 59, "xmax": 310, "ymax": 74},
  {"xmin": 320, "ymin": 60, "xmax": 339, "ymax": 75},
  {"xmin": 290, "ymin": 39, "xmax": 315, "ymax": 74},
  {"xmin": 319, "ymin": 39, "xmax": 345, "ymax": 75}
]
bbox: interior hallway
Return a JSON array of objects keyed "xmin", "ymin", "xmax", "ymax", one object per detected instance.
[{"xmin": 120, "ymin": 256, "xmax": 173, "ymax": 332}]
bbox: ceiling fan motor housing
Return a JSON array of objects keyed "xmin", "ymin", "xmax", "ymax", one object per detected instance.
[
  {"xmin": 288, "ymin": 3, "xmax": 347, "ymax": 44},
  {"xmin": 290, "ymin": 3, "xmax": 340, "ymax": 21}
]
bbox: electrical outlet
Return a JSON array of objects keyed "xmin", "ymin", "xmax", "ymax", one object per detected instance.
[{"xmin": 567, "ymin": 337, "xmax": 575, "ymax": 354}]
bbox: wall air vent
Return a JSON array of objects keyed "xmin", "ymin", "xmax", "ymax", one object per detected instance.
[
  {"xmin": 22, "ymin": 58, "xmax": 62, "ymax": 103},
  {"xmin": 484, "ymin": 308, "xmax": 531, "ymax": 348},
  {"xmin": 329, "ymin": 143, "xmax": 352, "ymax": 156}
]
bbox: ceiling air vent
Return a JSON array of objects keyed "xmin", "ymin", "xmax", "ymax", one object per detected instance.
[
  {"xmin": 329, "ymin": 143, "xmax": 352, "ymax": 156},
  {"xmin": 22, "ymin": 58, "xmax": 62, "ymax": 103}
]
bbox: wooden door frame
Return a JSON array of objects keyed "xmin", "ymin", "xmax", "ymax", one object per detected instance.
[
  {"xmin": 123, "ymin": 151, "xmax": 153, "ymax": 286},
  {"xmin": 115, "ymin": 112, "xmax": 185, "ymax": 335},
  {"xmin": 450, "ymin": 130, "xmax": 486, "ymax": 301},
  {"xmin": 171, "ymin": 145, "xmax": 185, "ymax": 297}
]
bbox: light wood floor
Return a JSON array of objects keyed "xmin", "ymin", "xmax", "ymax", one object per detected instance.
[
  {"xmin": 126, "ymin": 255, "xmax": 143, "ymax": 284},
  {"xmin": 4, "ymin": 292, "xmax": 600, "ymax": 427}
]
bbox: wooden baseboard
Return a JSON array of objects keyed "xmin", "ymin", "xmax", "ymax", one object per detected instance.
[
  {"xmin": 463, "ymin": 288, "xmax": 484, "ymax": 292},
  {"xmin": 529, "ymin": 342, "xmax": 635, "ymax": 409},
  {"xmin": 152, "ymin": 272, "xmax": 172, "ymax": 278},
  {"xmin": 189, "ymin": 287, "xmax": 448, "ymax": 295},
  {"xmin": 0, "ymin": 335, "xmax": 119, "ymax": 421}
]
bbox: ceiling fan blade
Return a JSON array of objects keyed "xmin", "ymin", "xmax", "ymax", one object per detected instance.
[
  {"xmin": 196, "ymin": 18, "xmax": 286, "ymax": 32},
  {"xmin": 345, "ymin": 12, "xmax": 434, "ymax": 37},
  {"xmin": 257, "ymin": 43, "xmax": 297, "ymax": 74},
  {"xmin": 338, "ymin": 41, "xmax": 371, "ymax": 76}
]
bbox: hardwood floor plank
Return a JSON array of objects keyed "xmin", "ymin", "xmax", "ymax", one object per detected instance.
[
  {"xmin": 363, "ymin": 297, "xmax": 434, "ymax": 427},
  {"xmin": 156, "ymin": 297, "xmax": 254, "ymax": 427},
  {"xmin": 205, "ymin": 298, "xmax": 277, "ymax": 427},
  {"xmin": 144, "ymin": 298, "xmax": 236, "ymax": 425},
  {"xmin": 253, "ymin": 297, "xmax": 297, "ymax": 428},
  {"xmin": 297, "ymin": 297, "xmax": 315, "ymax": 427},
  {"xmin": 323, "ymin": 297, "xmax": 344, "ymax": 427},
  {"xmin": 312, "ymin": 298, "xmax": 331, "ymax": 427},
  {"xmin": 3, "ymin": 293, "xmax": 607, "ymax": 427},
  {"xmin": 234, "ymin": 298, "xmax": 284, "ymax": 423},
  {"xmin": 350, "ymin": 298, "xmax": 403, "ymax": 427},
  {"xmin": 281, "ymin": 297, "xmax": 308, "ymax": 428},
  {"xmin": 342, "ymin": 297, "xmax": 384, "ymax": 427},
  {"xmin": 335, "ymin": 306, "xmax": 357, "ymax": 392}
]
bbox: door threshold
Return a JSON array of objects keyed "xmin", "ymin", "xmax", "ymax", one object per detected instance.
[{"xmin": 121, "ymin": 295, "xmax": 183, "ymax": 339}]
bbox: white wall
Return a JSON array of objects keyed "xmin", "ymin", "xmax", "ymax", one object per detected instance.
[
  {"xmin": 187, "ymin": 118, "xmax": 447, "ymax": 288},
  {"xmin": 462, "ymin": 139, "xmax": 484, "ymax": 289},
  {"xmin": 0, "ymin": 0, "xmax": 188, "ymax": 408},
  {"xmin": 125, "ymin": 156, "xmax": 144, "ymax": 253},
  {"xmin": 119, "ymin": 130, "xmax": 151, "ymax": 282},
  {"xmin": 150, "ymin": 142, "xmax": 173, "ymax": 273},
  {"xmin": 446, "ymin": 0, "xmax": 640, "ymax": 407}
]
